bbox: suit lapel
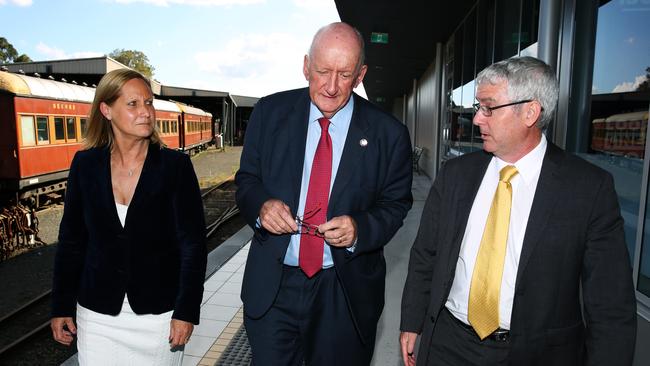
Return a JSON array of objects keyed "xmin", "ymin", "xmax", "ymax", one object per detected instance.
[
  {"xmin": 329, "ymin": 94, "xmax": 369, "ymax": 217},
  {"xmin": 97, "ymin": 147, "xmax": 123, "ymax": 232},
  {"xmin": 514, "ymin": 143, "xmax": 564, "ymax": 289},
  {"xmin": 126, "ymin": 143, "xmax": 162, "ymax": 228},
  {"xmin": 287, "ymin": 89, "xmax": 311, "ymax": 212},
  {"xmin": 446, "ymin": 153, "xmax": 492, "ymax": 276}
]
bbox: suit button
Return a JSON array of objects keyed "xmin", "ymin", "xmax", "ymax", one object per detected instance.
[{"xmin": 430, "ymin": 315, "xmax": 435, "ymax": 323}]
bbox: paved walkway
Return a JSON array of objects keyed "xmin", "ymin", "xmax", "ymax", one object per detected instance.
[{"xmin": 63, "ymin": 173, "xmax": 432, "ymax": 366}]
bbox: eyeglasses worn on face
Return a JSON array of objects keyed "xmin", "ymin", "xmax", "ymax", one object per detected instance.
[{"xmin": 472, "ymin": 99, "xmax": 533, "ymax": 117}]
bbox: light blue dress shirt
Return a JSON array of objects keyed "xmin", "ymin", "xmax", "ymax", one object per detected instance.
[{"xmin": 283, "ymin": 97, "xmax": 354, "ymax": 267}]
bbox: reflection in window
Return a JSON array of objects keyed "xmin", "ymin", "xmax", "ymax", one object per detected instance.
[
  {"xmin": 54, "ymin": 117, "xmax": 65, "ymax": 140},
  {"xmin": 494, "ymin": 0, "xmax": 520, "ymax": 61},
  {"xmin": 20, "ymin": 115, "xmax": 36, "ymax": 146},
  {"xmin": 80, "ymin": 118, "xmax": 88, "ymax": 138},
  {"xmin": 583, "ymin": 1, "xmax": 650, "ymax": 297},
  {"xmin": 520, "ymin": 0, "xmax": 540, "ymax": 57},
  {"xmin": 66, "ymin": 117, "xmax": 76, "ymax": 140},
  {"xmin": 37, "ymin": 116, "xmax": 49, "ymax": 144}
]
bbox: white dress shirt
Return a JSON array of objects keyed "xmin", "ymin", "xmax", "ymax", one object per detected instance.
[{"xmin": 446, "ymin": 134, "xmax": 547, "ymax": 330}]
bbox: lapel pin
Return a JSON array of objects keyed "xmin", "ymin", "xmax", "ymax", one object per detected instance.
[{"xmin": 359, "ymin": 138, "xmax": 368, "ymax": 147}]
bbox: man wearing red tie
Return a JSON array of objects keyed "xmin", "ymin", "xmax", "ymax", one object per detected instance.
[{"xmin": 236, "ymin": 22, "xmax": 413, "ymax": 365}]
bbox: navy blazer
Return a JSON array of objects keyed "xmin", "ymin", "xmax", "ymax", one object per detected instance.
[
  {"xmin": 52, "ymin": 143, "xmax": 207, "ymax": 324},
  {"xmin": 401, "ymin": 143, "xmax": 637, "ymax": 365},
  {"xmin": 236, "ymin": 88, "xmax": 413, "ymax": 344}
]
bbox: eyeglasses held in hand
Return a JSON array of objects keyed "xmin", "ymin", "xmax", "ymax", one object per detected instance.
[{"xmin": 295, "ymin": 206, "xmax": 324, "ymax": 238}]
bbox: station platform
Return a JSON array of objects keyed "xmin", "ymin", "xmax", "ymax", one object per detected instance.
[{"xmin": 61, "ymin": 173, "xmax": 432, "ymax": 366}]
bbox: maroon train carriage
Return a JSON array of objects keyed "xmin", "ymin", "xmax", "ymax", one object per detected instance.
[
  {"xmin": 154, "ymin": 99, "xmax": 183, "ymax": 150},
  {"xmin": 591, "ymin": 110, "xmax": 649, "ymax": 159},
  {"xmin": 0, "ymin": 71, "xmax": 93, "ymax": 204},
  {"xmin": 177, "ymin": 103, "xmax": 212, "ymax": 153},
  {"xmin": 0, "ymin": 70, "xmax": 214, "ymax": 207}
]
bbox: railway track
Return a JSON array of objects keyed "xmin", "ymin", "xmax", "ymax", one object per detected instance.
[
  {"xmin": 0, "ymin": 290, "xmax": 52, "ymax": 358},
  {"xmin": 0, "ymin": 179, "xmax": 242, "ymax": 363},
  {"xmin": 202, "ymin": 178, "xmax": 240, "ymax": 242}
]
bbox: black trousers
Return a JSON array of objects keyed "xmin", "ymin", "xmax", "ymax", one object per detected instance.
[
  {"xmin": 245, "ymin": 265, "xmax": 374, "ymax": 366},
  {"xmin": 424, "ymin": 308, "xmax": 511, "ymax": 366}
]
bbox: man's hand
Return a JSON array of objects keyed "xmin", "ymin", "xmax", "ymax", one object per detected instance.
[
  {"xmin": 400, "ymin": 331, "xmax": 418, "ymax": 366},
  {"xmin": 260, "ymin": 199, "xmax": 297, "ymax": 235},
  {"xmin": 169, "ymin": 319, "xmax": 194, "ymax": 348},
  {"xmin": 51, "ymin": 317, "xmax": 77, "ymax": 346},
  {"xmin": 319, "ymin": 215, "xmax": 357, "ymax": 247}
]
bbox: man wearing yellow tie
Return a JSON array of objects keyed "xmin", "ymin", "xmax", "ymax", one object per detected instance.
[{"xmin": 400, "ymin": 56, "xmax": 636, "ymax": 366}]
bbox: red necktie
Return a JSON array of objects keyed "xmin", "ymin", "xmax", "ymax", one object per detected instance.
[{"xmin": 299, "ymin": 117, "xmax": 332, "ymax": 278}]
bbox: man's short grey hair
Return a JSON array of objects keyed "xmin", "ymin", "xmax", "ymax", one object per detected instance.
[
  {"xmin": 476, "ymin": 56, "xmax": 558, "ymax": 130},
  {"xmin": 308, "ymin": 22, "xmax": 366, "ymax": 72}
]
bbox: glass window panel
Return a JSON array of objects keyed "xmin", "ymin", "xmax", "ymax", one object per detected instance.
[
  {"xmin": 54, "ymin": 117, "xmax": 65, "ymax": 140},
  {"xmin": 476, "ymin": 0, "xmax": 496, "ymax": 72},
  {"xmin": 494, "ymin": 0, "xmax": 521, "ymax": 61},
  {"xmin": 583, "ymin": 1, "xmax": 650, "ymax": 296},
  {"xmin": 66, "ymin": 117, "xmax": 76, "ymax": 140},
  {"xmin": 37, "ymin": 116, "xmax": 49, "ymax": 144},
  {"xmin": 80, "ymin": 118, "xmax": 88, "ymax": 138},
  {"xmin": 519, "ymin": 0, "xmax": 540, "ymax": 56},
  {"xmin": 20, "ymin": 115, "xmax": 36, "ymax": 146}
]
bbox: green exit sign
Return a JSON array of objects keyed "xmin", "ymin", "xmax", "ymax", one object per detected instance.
[{"xmin": 371, "ymin": 32, "xmax": 389, "ymax": 44}]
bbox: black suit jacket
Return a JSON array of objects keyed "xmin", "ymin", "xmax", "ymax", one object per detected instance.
[
  {"xmin": 52, "ymin": 143, "xmax": 207, "ymax": 324},
  {"xmin": 235, "ymin": 88, "xmax": 413, "ymax": 344},
  {"xmin": 401, "ymin": 143, "xmax": 637, "ymax": 365}
]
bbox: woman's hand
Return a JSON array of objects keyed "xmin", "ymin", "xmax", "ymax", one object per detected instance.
[
  {"xmin": 51, "ymin": 317, "xmax": 77, "ymax": 346},
  {"xmin": 169, "ymin": 319, "xmax": 194, "ymax": 348}
]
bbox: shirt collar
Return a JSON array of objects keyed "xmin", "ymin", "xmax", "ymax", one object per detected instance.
[
  {"xmin": 308, "ymin": 94, "xmax": 355, "ymax": 128},
  {"xmin": 495, "ymin": 134, "xmax": 547, "ymax": 187}
]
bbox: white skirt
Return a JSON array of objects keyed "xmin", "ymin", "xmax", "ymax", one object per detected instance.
[{"xmin": 76, "ymin": 297, "xmax": 183, "ymax": 366}]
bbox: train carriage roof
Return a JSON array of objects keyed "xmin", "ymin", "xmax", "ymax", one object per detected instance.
[
  {"xmin": 0, "ymin": 71, "xmax": 94, "ymax": 103},
  {"xmin": 153, "ymin": 99, "xmax": 181, "ymax": 113},
  {"xmin": 605, "ymin": 111, "xmax": 649, "ymax": 123},
  {"xmin": 175, "ymin": 102, "xmax": 212, "ymax": 117}
]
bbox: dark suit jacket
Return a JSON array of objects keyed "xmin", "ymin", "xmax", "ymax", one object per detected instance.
[
  {"xmin": 235, "ymin": 88, "xmax": 413, "ymax": 344},
  {"xmin": 401, "ymin": 143, "xmax": 637, "ymax": 365},
  {"xmin": 51, "ymin": 143, "xmax": 207, "ymax": 324}
]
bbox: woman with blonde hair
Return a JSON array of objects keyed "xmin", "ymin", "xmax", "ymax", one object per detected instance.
[{"xmin": 51, "ymin": 69, "xmax": 206, "ymax": 365}]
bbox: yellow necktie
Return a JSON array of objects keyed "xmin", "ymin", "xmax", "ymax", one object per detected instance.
[{"xmin": 468, "ymin": 165, "xmax": 519, "ymax": 340}]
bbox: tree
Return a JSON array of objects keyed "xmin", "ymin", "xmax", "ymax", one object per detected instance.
[
  {"xmin": 108, "ymin": 49, "xmax": 155, "ymax": 78},
  {"xmin": 0, "ymin": 37, "xmax": 32, "ymax": 64},
  {"xmin": 636, "ymin": 67, "xmax": 650, "ymax": 92},
  {"xmin": 0, "ymin": 37, "xmax": 19, "ymax": 63},
  {"xmin": 14, "ymin": 54, "xmax": 32, "ymax": 63}
]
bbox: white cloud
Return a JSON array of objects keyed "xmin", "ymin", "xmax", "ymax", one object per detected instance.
[
  {"xmin": 113, "ymin": 0, "xmax": 264, "ymax": 6},
  {"xmin": 35, "ymin": 42, "xmax": 103, "ymax": 60},
  {"xmin": 193, "ymin": 32, "xmax": 310, "ymax": 96},
  {"xmin": 0, "ymin": 0, "xmax": 32, "ymax": 6},
  {"xmin": 612, "ymin": 74, "xmax": 647, "ymax": 93},
  {"xmin": 293, "ymin": 0, "xmax": 333, "ymax": 10},
  {"xmin": 625, "ymin": 37, "xmax": 635, "ymax": 44}
]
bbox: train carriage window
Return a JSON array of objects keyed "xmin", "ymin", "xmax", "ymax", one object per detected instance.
[
  {"xmin": 66, "ymin": 117, "xmax": 77, "ymax": 140},
  {"xmin": 37, "ymin": 116, "xmax": 50, "ymax": 144},
  {"xmin": 54, "ymin": 117, "xmax": 65, "ymax": 141},
  {"xmin": 20, "ymin": 115, "xmax": 36, "ymax": 146},
  {"xmin": 80, "ymin": 118, "xmax": 88, "ymax": 138}
]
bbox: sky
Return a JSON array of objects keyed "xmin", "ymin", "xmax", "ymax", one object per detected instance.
[
  {"xmin": 592, "ymin": 1, "xmax": 650, "ymax": 94},
  {"xmin": 0, "ymin": 0, "xmax": 368, "ymax": 98}
]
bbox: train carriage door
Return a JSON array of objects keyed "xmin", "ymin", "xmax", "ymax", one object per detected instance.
[{"xmin": 178, "ymin": 114, "xmax": 184, "ymax": 150}]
